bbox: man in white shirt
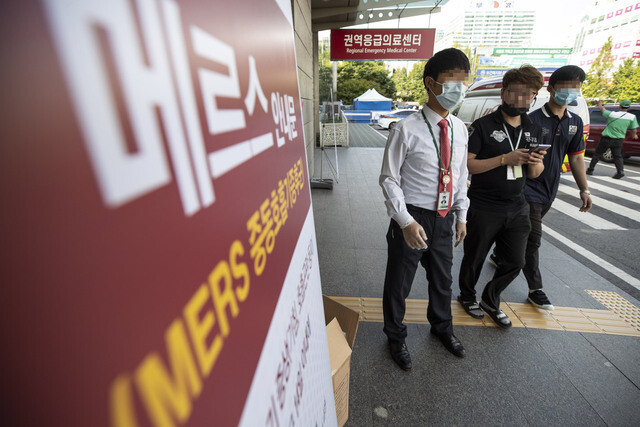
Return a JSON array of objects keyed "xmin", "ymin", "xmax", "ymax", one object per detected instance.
[{"xmin": 379, "ymin": 48, "xmax": 471, "ymax": 370}]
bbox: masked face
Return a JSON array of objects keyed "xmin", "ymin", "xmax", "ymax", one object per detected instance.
[
  {"xmin": 501, "ymin": 83, "xmax": 537, "ymax": 117},
  {"xmin": 431, "ymin": 80, "xmax": 467, "ymax": 111},
  {"xmin": 550, "ymin": 81, "xmax": 582, "ymax": 106},
  {"xmin": 553, "ymin": 88, "xmax": 580, "ymax": 106},
  {"xmin": 501, "ymin": 102, "xmax": 529, "ymax": 117}
]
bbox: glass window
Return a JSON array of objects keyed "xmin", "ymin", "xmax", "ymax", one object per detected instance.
[
  {"xmin": 589, "ymin": 109, "xmax": 607, "ymax": 125},
  {"xmin": 456, "ymin": 98, "xmax": 485, "ymax": 124}
]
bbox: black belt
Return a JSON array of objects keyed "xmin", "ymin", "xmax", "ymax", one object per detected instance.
[{"xmin": 406, "ymin": 204, "xmax": 443, "ymax": 216}]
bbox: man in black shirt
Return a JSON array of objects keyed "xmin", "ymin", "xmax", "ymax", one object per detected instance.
[
  {"xmin": 488, "ymin": 66, "xmax": 591, "ymax": 311},
  {"xmin": 458, "ymin": 66, "xmax": 546, "ymax": 328}
]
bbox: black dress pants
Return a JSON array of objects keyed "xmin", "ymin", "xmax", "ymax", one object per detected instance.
[
  {"xmin": 522, "ymin": 201, "xmax": 552, "ymax": 291},
  {"xmin": 383, "ymin": 205, "xmax": 455, "ymax": 343},
  {"xmin": 588, "ymin": 136, "xmax": 624, "ymax": 174},
  {"xmin": 458, "ymin": 204, "xmax": 531, "ymax": 311}
]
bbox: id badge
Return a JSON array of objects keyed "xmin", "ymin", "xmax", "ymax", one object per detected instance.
[
  {"xmin": 514, "ymin": 165, "xmax": 523, "ymax": 179},
  {"xmin": 437, "ymin": 191, "xmax": 450, "ymax": 210},
  {"xmin": 506, "ymin": 166, "xmax": 515, "ymax": 180}
]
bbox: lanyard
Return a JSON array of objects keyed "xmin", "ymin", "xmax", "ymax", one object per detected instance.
[
  {"xmin": 502, "ymin": 123, "xmax": 523, "ymax": 151},
  {"xmin": 421, "ymin": 109, "xmax": 454, "ymax": 173}
]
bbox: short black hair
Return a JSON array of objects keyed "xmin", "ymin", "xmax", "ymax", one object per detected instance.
[
  {"xmin": 549, "ymin": 65, "xmax": 586, "ymax": 86},
  {"xmin": 423, "ymin": 48, "xmax": 470, "ymax": 87},
  {"xmin": 502, "ymin": 65, "xmax": 544, "ymax": 91}
]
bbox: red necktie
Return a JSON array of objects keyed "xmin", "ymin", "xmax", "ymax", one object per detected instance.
[{"xmin": 437, "ymin": 119, "xmax": 452, "ymax": 217}]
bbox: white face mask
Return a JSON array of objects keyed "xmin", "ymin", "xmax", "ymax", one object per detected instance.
[{"xmin": 432, "ymin": 80, "xmax": 467, "ymax": 110}]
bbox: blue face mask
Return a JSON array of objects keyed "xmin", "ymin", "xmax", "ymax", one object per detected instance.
[
  {"xmin": 553, "ymin": 88, "xmax": 579, "ymax": 106},
  {"xmin": 432, "ymin": 80, "xmax": 467, "ymax": 110}
]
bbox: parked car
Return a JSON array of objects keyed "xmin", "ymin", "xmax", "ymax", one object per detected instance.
[
  {"xmin": 585, "ymin": 105, "xmax": 640, "ymax": 162},
  {"xmin": 378, "ymin": 109, "xmax": 418, "ymax": 129},
  {"xmin": 452, "ymin": 74, "xmax": 591, "ymax": 172}
]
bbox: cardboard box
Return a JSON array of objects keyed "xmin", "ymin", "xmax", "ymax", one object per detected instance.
[{"xmin": 323, "ymin": 295, "xmax": 359, "ymax": 427}]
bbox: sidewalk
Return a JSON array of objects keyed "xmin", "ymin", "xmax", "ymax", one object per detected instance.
[{"xmin": 311, "ymin": 147, "xmax": 640, "ymax": 426}]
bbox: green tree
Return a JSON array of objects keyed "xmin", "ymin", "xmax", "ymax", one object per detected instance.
[
  {"xmin": 610, "ymin": 58, "xmax": 640, "ymax": 102},
  {"xmin": 336, "ymin": 78, "xmax": 382, "ymax": 105},
  {"xmin": 336, "ymin": 61, "xmax": 396, "ymax": 104},
  {"xmin": 391, "ymin": 67, "xmax": 410, "ymax": 101},
  {"xmin": 583, "ymin": 37, "xmax": 615, "ymax": 101},
  {"xmin": 406, "ymin": 61, "xmax": 428, "ymax": 105},
  {"xmin": 318, "ymin": 40, "xmax": 333, "ymax": 102}
]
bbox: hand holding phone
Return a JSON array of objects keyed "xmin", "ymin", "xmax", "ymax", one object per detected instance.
[{"xmin": 529, "ymin": 143, "xmax": 551, "ymax": 153}]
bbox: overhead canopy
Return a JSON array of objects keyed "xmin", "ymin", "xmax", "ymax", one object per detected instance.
[{"xmin": 311, "ymin": 0, "xmax": 449, "ymax": 32}]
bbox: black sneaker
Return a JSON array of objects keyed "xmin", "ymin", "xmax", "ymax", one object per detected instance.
[
  {"xmin": 528, "ymin": 290, "xmax": 554, "ymax": 310},
  {"xmin": 586, "ymin": 169, "xmax": 593, "ymax": 176},
  {"xmin": 613, "ymin": 172, "xmax": 625, "ymax": 179}
]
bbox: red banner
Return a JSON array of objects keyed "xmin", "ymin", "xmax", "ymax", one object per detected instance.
[
  {"xmin": 0, "ymin": 0, "xmax": 333, "ymax": 426},
  {"xmin": 330, "ymin": 28, "xmax": 435, "ymax": 61}
]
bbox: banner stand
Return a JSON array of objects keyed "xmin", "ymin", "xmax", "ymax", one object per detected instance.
[{"xmin": 311, "ymin": 90, "xmax": 339, "ymax": 190}]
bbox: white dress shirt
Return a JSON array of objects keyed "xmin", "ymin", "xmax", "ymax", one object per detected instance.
[{"xmin": 379, "ymin": 105, "xmax": 470, "ymax": 227}]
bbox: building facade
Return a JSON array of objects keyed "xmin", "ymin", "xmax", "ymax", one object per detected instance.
[
  {"xmin": 435, "ymin": 1, "xmax": 536, "ymax": 51},
  {"xmin": 572, "ymin": 0, "xmax": 640, "ymax": 70}
]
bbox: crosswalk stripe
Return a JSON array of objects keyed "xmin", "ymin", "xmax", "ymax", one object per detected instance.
[
  {"xmin": 584, "ymin": 174, "xmax": 640, "ymax": 192},
  {"xmin": 542, "ymin": 225, "xmax": 640, "ymax": 292},
  {"xmin": 549, "ymin": 197, "xmax": 625, "ymax": 230},
  {"xmin": 557, "ymin": 183, "xmax": 640, "ymax": 224},
  {"xmin": 563, "ymin": 175, "xmax": 640, "ymax": 203},
  {"xmin": 582, "ymin": 159, "xmax": 640, "ymax": 177}
]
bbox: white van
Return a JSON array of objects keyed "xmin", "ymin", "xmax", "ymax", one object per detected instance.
[
  {"xmin": 455, "ymin": 75, "xmax": 590, "ymax": 134},
  {"xmin": 453, "ymin": 74, "xmax": 590, "ymax": 171}
]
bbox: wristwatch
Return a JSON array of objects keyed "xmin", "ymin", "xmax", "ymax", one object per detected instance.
[{"xmin": 580, "ymin": 189, "xmax": 591, "ymax": 195}]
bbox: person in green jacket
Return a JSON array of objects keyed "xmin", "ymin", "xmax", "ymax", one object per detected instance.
[{"xmin": 587, "ymin": 99, "xmax": 638, "ymax": 179}]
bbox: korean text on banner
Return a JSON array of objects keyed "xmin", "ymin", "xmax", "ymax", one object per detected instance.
[{"xmin": 0, "ymin": 0, "xmax": 335, "ymax": 426}]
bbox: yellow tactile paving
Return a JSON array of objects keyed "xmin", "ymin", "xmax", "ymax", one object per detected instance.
[
  {"xmin": 328, "ymin": 291, "xmax": 640, "ymax": 337},
  {"xmin": 586, "ymin": 290, "xmax": 640, "ymax": 333}
]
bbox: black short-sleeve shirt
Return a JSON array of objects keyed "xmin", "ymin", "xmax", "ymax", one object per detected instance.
[
  {"xmin": 524, "ymin": 104, "xmax": 585, "ymax": 205},
  {"xmin": 467, "ymin": 106, "xmax": 544, "ymax": 211}
]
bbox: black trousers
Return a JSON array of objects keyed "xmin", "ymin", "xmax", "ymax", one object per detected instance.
[
  {"xmin": 383, "ymin": 205, "xmax": 455, "ymax": 343},
  {"xmin": 458, "ymin": 204, "xmax": 531, "ymax": 311},
  {"xmin": 522, "ymin": 202, "xmax": 552, "ymax": 291},
  {"xmin": 588, "ymin": 136, "xmax": 624, "ymax": 174}
]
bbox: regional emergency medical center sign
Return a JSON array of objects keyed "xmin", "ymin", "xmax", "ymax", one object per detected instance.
[
  {"xmin": 330, "ymin": 28, "xmax": 435, "ymax": 61},
  {"xmin": 0, "ymin": 1, "xmax": 336, "ymax": 426}
]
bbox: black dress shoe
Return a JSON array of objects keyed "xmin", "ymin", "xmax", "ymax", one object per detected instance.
[
  {"xmin": 431, "ymin": 329, "xmax": 465, "ymax": 358},
  {"xmin": 388, "ymin": 340, "xmax": 412, "ymax": 370}
]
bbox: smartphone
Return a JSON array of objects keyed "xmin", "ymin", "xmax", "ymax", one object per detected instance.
[{"xmin": 529, "ymin": 143, "xmax": 551, "ymax": 153}]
